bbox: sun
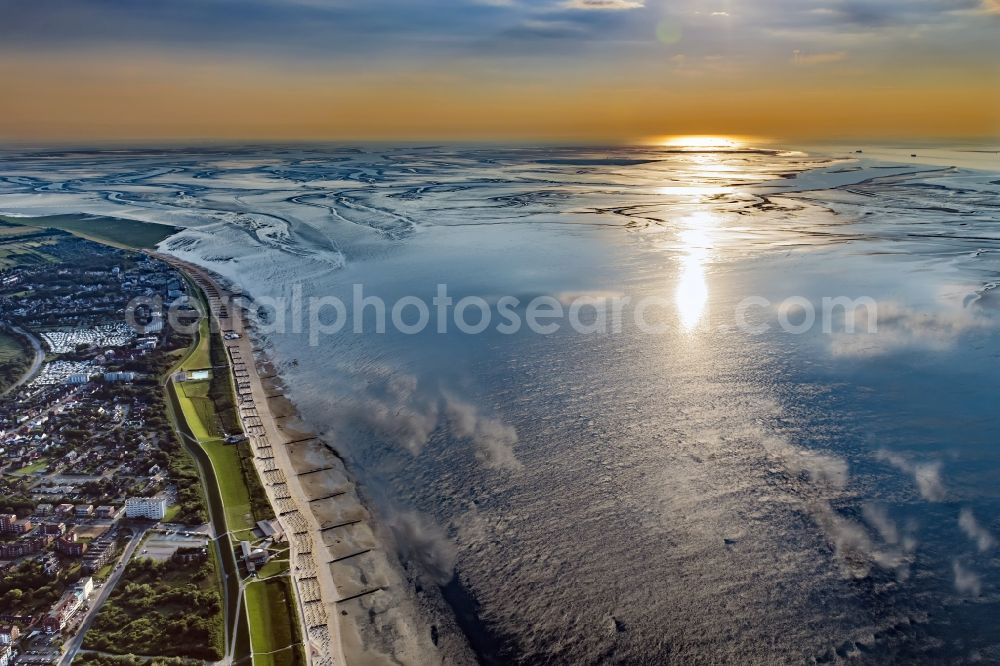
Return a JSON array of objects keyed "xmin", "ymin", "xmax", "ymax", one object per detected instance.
[{"xmin": 658, "ymin": 135, "xmax": 742, "ymax": 149}]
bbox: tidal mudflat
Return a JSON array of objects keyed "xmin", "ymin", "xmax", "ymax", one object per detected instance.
[{"xmin": 2, "ymin": 144, "xmax": 999, "ymax": 663}]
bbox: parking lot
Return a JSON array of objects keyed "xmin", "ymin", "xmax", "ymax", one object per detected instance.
[
  {"xmin": 138, "ymin": 530, "xmax": 210, "ymax": 561},
  {"xmin": 15, "ymin": 636, "xmax": 61, "ymax": 666},
  {"xmin": 16, "ymin": 651, "xmax": 61, "ymax": 665}
]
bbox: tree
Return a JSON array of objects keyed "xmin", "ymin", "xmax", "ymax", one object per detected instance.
[{"xmin": 2, "ymin": 588, "xmax": 24, "ymax": 607}]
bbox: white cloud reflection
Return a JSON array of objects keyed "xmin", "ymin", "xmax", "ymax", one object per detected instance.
[{"xmin": 830, "ymin": 301, "xmax": 992, "ymax": 358}]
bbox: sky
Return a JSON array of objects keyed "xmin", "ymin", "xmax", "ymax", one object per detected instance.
[{"xmin": 1, "ymin": 0, "xmax": 998, "ymax": 143}]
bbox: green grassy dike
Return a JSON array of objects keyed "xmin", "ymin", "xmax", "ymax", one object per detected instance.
[
  {"xmin": 244, "ymin": 578, "xmax": 305, "ymax": 666},
  {"xmin": 0, "ymin": 214, "xmax": 180, "ymax": 250},
  {"xmin": 167, "ymin": 271, "xmax": 303, "ymax": 666},
  {"xmin": 164, "ymin": 337, "xmax": 253, "ymax": 666}
]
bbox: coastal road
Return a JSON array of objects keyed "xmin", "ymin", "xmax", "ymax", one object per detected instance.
[
  {"xmin": 58, "ymin": 527, "xmax": 147, "ymax": 666},
  {"xmin": 1, "ymin": 324, "xmax": 43, "ymax": 397}
]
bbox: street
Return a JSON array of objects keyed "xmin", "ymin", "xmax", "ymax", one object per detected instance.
[
  {"xmin": 57, "ymin": 527, "xmax": 146, "ymax": 666},
  {"xmin": 1, "ymin": 324, "xmax": 44, "ymax": 397}
]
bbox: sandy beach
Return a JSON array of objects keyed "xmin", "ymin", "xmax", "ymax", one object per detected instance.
[
  {"xmin": 154, "ymin": 254, "xmax": 455, "ymax": 666},
  {"xmin": 154, "ymin": 255, "xmax": 356, "ymax": 666}
]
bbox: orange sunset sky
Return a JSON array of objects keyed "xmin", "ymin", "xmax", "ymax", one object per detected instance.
[{"xmin": 1, "ymin": 0, "xmax": 998, "ymax": 143}]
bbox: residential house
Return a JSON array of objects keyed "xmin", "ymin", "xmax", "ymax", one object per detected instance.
[
  {"xmin": 42, "ymin": 578, "xmax": 93, "ymax": 634},
  {"xmin": 0, "ymin": 537, "xmax": 48, "ymax": 559},
  {"xmin": 82, "ymin": 540, "xmax": 115, "ymax": 573},
  {"xmin": 42, "ymin": 592, "xmax": 79, "ymax": 634},
  {"xmin": 94, "ymin": 506, "xmax": 119, "ymax": 520},
  {"xmin": 0, "ymin": 625, "xmax": 19, "ymax": 645},
  {"xmin": 0, "ymin": 515, "xmax": 31, "ymax": 536},
  {"xmin": 40, "ymin": 553, "xmax": 61, "ymax": 576},
  {"xmin": 55, "ymin": 532, "xmax": 86, "ymax": 557},
  {"xmin": 0, "ymin": 644, "xmax": 14, "ymax": 666},
  {"xmin": 41, "ymin": 522, "xmax": 66, "ymax": 537}
]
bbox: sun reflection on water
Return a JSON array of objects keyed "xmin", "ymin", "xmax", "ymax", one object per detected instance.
[
  {"xmin": 655, "ymin": 184, "xmax": 734, "ymax": 198},
  {"xmin": 674, "ymin": 213, "xmax": 718, "ymax": 331}
]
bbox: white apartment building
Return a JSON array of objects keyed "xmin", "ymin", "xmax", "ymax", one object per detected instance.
[{"xmin": 124, "ymin": 496, "xmax": 167, "ymax": 520}]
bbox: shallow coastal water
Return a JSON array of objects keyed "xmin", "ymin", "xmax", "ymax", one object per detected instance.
[{"xmin": 1, "ymin": 145, "xmax": 999, "ymax": 663}]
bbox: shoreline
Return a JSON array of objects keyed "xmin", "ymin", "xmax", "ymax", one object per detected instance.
[
  {"xmin": 158, "ymin": 253, "xmax": 473, "ymax": 666},
  {"xmin": 154, "ymin": 253, "xmax": 350, "ymax": 666}
]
